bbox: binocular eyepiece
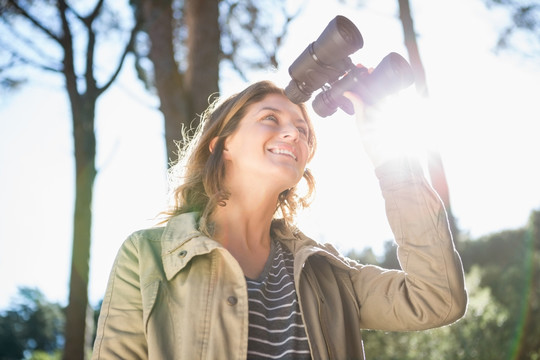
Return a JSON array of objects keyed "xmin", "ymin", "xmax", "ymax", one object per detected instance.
[{"xmin": 285, "ymin": 15, "xmax": 415, "ymax": 117}]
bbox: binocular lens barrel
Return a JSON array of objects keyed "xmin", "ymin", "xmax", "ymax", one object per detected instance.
[
  {"xmin": 312, "ymin": 52, "xmax": 415, "ymax": 117},
  {"xmin": 285, "ymin": 16, "xmax": 364, "ymax": 104},
  {"xmin": 285, "ymin": 15, "xmax": 414, "ymax": 116},
  {"xmin": 311, "ymin": 15, "xmax": 364, "ymax": 65}
]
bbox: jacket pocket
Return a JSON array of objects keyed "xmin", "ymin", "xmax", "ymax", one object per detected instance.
[{"xmin": 141, "ymin": 279, "xmax": 161, "ymax": 333}]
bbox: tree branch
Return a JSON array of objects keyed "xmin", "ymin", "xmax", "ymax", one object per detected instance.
[
  {"xmin": 97, "ymin": 12, "xmax": 143, "ymax": 95},
  {"xmin": 7, "ymin": 48, "xmax": 62, "ymax": 73},
  {"xmin": 62, "ymin": 1, "xmax": 84, "ymax": 22},
  {"xmin": 87, "ymin": 0, "xmax": 106, "ymax": 23},
  {"xmin": 83, "ymin": 8, "xmax": 98, "ymax": 95},
  {"xmin": 57, "ymin": 0, "xmax": 80, "ymax": 102},
  {"xmin": 0, "ymin": 18, "xmax": 62, "ymax": 71},
  {"xmin": 6, "ymin": 0, "xmax": 62, "ymax": 44}
]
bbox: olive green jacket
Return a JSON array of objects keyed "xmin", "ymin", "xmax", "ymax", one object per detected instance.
[{"xmin": 92, "ymin": 160, "xmax": 467, "ymax": 360}]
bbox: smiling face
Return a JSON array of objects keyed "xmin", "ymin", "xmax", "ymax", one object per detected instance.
[
  {"xmin": 168, "ymin": 81, "xmax": 316, "ymax": 231},
  {"xmin": 221, "ymin": 93, "xmax": 311, "ymax": 195}
]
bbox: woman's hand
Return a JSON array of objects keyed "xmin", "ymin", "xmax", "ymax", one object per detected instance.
[{"xmin": 343, "ymin": 90, "xmax": 405, "ymax": 168}]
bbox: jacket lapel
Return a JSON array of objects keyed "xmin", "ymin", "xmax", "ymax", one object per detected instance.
[{"xmin": 160, "ymin": 212, "xmax": 222, "ymax": 281}]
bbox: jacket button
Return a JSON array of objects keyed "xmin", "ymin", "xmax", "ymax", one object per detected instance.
[
  {"xmin": 179, "ymin": 250, "xmax": 187, "ymax": 257},
  {"xmin": 227, "ymin": 296, "xmax": 238, "ymax": 306}
]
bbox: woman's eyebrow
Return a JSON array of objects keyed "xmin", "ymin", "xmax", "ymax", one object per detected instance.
[{"xmin": 257, "ymin": 106, "xmax": 281, "ymax": 114}]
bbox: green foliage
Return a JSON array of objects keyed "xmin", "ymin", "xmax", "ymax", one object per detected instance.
[
  {"xmin": 360, "ymin": 267, "xmax": 508, "ymax": 359},
  {"xmin": 348, "ymin": 209, "xmax": 540, "ymax": 359},
  {"xmin": 0, "ymin": 287, "xmax": 65, "ymax": 360},
  {"xmin": 26, "ymin": 350, "xmax": 62, "ymax": 360},
  {"xmin": 0, "ymin": 311, "xmax": 25, "ymax": 360}
]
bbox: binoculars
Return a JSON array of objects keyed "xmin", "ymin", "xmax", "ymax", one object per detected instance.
[{"xmin": 285, "ymin": 16, "xmax": 415, "ymax": 117}]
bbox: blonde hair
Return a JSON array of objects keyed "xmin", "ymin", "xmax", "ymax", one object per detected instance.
[{"xmin": 163, "ymin": 80, "xmax": 317, "ymax": 235}]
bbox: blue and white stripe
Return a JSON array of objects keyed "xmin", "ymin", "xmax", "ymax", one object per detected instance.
[{"xmin": 246, "ymin": 241, "xmax": 311, "ymax": 359}]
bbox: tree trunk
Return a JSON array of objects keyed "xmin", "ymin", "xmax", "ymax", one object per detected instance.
[
  {"xmin": 59, "ymin": 2, "xmax": 97, "ymax": 356},
  {"xmin": 426, "ymin": 151, "xmax": 459, "ymax": 237},
  {"xmin": 141, "ymin": 0, "xmax": 221, "ymax": 165},
  {"xmin": 141, "ymin": 0, "xmax": 189, "ymax": 164},
  {"xmin": 185, "ymin": 0, "xmax": 220, "ymax": 118},
  {"xmin": 397, "ymin": 0, "xmax": 428, "ymax": 97},
  {"xmin": 397, "ymin": 0, "xmax": 459, "ymax": 239},
  {"xmin": 63, "ymin": 99, "xmax": 97, "ymax": 360},
  {"xmin": 516, "ymin": 210, "xmax": 540, "ymax": 359}
]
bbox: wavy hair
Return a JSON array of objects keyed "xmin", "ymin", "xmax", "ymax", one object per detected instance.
[{"xmin": 163, "ymin": 80, "xmax": 317, "ymax": 235}]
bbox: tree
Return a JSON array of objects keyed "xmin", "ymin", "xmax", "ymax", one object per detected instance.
[
  {"xmin": 483, "ymin": 0, "xmax": 540, "ymax": 56},
  {"xmin": 395, "ymin": 0, "xmax": 459, "ymax": 240},
  {"xmin": 0, "ymin": 287, "xmax": 64, "ymax": 360},
  {"xmin": 131, "ymin": 0, "xmax": 297, "ymax": 163},
  {"xmin": 0, "ymin": 1, "xmax": 141, "ymax": 359},
  {"xmin": 458, "ymin": 210, "xmax": 540, "ymax": 359}
]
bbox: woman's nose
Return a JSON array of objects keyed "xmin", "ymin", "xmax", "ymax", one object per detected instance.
[{"xmin": 280, "ymin": 123, "xmax": 299, "ymax": 141}]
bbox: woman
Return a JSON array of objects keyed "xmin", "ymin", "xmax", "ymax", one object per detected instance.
[{"xmin": 92, "ymin": 80, "xmax": 467, "ymax": 359}]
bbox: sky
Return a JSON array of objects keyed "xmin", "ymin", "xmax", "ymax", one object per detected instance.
[{"xmin": 1, "ymin": 0, "xmax": 539, "ymax": 309}]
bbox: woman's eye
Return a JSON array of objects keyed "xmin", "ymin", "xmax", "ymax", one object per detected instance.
[
  {"xmin": 264, "ymin": 115, "xmax": 278, "ymax": 122},
  {"xmin": 298, "ymin": 127, "xmax": 308, "ymax": 135}
]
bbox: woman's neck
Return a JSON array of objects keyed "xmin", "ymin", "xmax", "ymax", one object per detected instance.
[
  {"xmin": 209, "ymin": 191, "xmax": 278, "ymax": 278},
  {"xmin": 211, "ymin": 198, "xmax": 274, "ymax": 247}
]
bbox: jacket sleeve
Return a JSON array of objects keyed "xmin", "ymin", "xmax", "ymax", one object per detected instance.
[
  {"xmin": 351, "ymin": 158, "xmax": 468, "ymax": 331},
  {"xmin": 92, "ymin": 234, "xmax": 148, "ymax": 359}
]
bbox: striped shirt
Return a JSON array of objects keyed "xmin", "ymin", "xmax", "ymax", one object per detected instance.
[{"xmin": 246, "ymin": 240, "xmax": 311, "ymax": 359}]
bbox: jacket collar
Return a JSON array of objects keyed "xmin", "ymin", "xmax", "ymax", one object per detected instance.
[
  {"xmin": 270, "ymin": 218, "xmax": 319, "ymax": 254},
  {"xmin": 159, "ymin": 212, "xmax": 323, "ymax": 281},
  {"xmin": 160, "ymin": 212, "xmax": 221, "ymax": 281}
]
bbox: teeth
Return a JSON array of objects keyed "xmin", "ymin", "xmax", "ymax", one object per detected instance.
[{"xmin": 271, "ymin": 148, "xmax": 296, "ymax": 160}]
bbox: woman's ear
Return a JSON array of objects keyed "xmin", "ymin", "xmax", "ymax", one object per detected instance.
[
  {"xmin": 210, "ymin": 136, "xmax": 231, "ymax": 159},
  {"xmin": 212, "ymin": 136, "xmax": 233, "ymax": 160},
  {"xmin": 209, "ymin": 136, "xmax": 219, "ymax": 154}
]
